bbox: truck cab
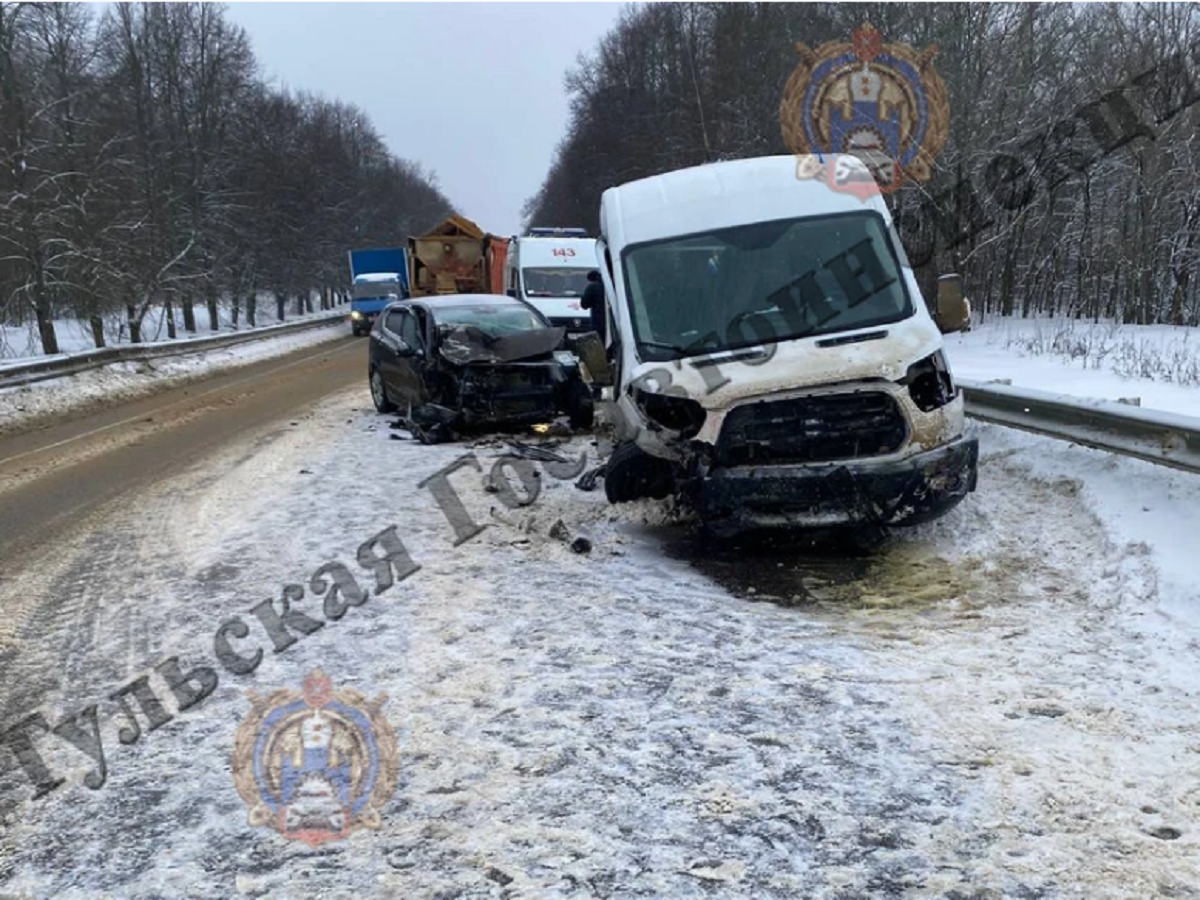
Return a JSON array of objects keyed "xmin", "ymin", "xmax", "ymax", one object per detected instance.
[
  {"xmin": 347, "ymin": 247, "xmax": 409, "ymax": 335},
  {"xmin": 505, "ymin": 228, "xmax": 599, "ymax": 334},
  {"xmin": 594, "ymin": 154, "xmax": 978, "ymax": 535},
  {"xmin": 350, "ymin": 273, "xmax": 402, "ymax": 336}
]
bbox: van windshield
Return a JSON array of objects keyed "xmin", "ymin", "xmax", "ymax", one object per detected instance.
[
  {"xmin": 522, "ymin": 267, "xmax": 591, "ymax": 298},
  {"xmin": 621, "ymin": 211, "xmax": 912, "ymax": 361}
]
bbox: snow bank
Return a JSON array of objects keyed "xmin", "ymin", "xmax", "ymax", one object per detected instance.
[
  {"xmin": 0, "ymin": 297, "xmax": 337, "ymax": 363},
  {"xmin": 945, "ymin": 317, "xmax": 1200, "ymax": 417}
]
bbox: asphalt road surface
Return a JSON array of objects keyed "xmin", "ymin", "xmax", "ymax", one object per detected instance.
[
  {"xmin": 0, "ymin": 337, "xmax": 364, "ymax": 731},
  {"xmin": 0, "ymin": 337, "xmax": 363, "ymax": 565},
  {"xmin": 0, "ymin": 338, "xmax": 1197, "ymax": 898}
]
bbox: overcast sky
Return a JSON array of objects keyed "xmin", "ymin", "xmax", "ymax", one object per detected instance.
[{"xmin": 223, "ymin": 3, "xmax": 624, "ymax": 236}]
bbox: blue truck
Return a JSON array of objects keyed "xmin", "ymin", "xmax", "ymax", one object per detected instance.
[{"xmin": 348, "ymin": 247, "xmax": 409, "ymax": 336}]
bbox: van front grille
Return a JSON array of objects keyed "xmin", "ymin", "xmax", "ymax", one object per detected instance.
[{"xmin": 715, "ymin": 391, "xmax": 907, "ymax": 466}]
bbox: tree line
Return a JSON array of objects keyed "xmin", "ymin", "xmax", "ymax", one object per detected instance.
[
  {"xmin": 525, "ymin": 3, "xmax": 1200, "ymax": 327},
  {"xmin": 0, "ymin": 2, "xmax": 452, "ymax": 355}
]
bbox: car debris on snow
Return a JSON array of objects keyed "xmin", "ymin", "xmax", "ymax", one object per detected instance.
[{"xmin": 548, "ymin": 518, "xmax": 593, "ymax": 554}]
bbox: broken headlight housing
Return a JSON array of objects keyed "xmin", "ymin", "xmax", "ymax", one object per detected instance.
[
  {"xmin": 633, "ymin": 389, "xmax": 706, "ymax": 438},
  {"xmin": 901, "ymin": 350, "xmax": 957, "ymax": 412}
]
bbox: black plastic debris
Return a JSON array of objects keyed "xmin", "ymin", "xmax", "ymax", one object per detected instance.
[
  {"xmin": 504, "ymin": 439, "xmax": 569, "ymax": 463},
  {"xmin": 575, "ymin": 464, "xmax": 607, "ymax": 492},
  {"xmin": 549, "ymin": 519, "xmax": 592, "ymax": 554},
  {"xmin": 504, "ymin": 439, "xmax": 587, "ymax": 480}
]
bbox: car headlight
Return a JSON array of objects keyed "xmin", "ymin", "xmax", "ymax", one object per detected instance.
[{"xmin": 350, "ymin": 311, "xmax": 364, "ymax": 320}]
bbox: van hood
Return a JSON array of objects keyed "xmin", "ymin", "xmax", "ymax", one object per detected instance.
[{"xmin": 628, "ymin": 317, "xmax": 944, "ymax": 412}]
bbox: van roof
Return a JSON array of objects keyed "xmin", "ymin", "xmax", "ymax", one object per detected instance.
[{"xmin": 600, "ymin": 154, "xmax": 892, "ymax": 248}]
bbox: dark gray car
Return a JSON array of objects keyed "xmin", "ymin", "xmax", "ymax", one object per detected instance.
[{"xmin": 367, "ymin": 293, "xmax": 593, "ymax": 442}]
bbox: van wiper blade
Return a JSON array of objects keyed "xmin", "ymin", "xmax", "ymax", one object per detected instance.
[{"xmin": 638, "ymin": 340, "xmax": 694, "ymax": 357}]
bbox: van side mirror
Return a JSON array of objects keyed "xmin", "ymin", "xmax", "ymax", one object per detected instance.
[
  {"xmin": 573, "ymin": 331, "xmax": 614, "ymax": 387},
  {"xmin": 935, "ymin": 274, "xmax": 970, "ymax": 334}
]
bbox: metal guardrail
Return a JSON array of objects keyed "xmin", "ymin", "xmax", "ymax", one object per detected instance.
[
  {"xmin": 960, "ymin": 379, "xmax": 1200, "ymax": 475},
  {"xmin": 5, "ymin": 326, "xmax": 1197, "ymax": 476},
  {"xmin": 0, "ymin": 312, "xmax": 347, "ymax": 390}
]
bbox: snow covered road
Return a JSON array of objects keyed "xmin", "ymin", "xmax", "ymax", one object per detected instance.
[{"xmin": 1, "ymin": 376, "xmax": 1198, "ymax": 898}]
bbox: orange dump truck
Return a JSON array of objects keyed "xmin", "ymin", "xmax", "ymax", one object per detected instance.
[{"xmin": 407, "ymin": 215, "xmax": 509, "ymax": 297}]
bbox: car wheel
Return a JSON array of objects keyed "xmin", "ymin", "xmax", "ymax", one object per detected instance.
[
  {"xmin": 603, "ymin": 442, "xmax": 675, "ymax": 504},
  {"xmin": 370, "ymin": 368, "xmax": 396, "ymax": 413},
  {"xmin": 567, "ymin": 378, "xmax": 595, "ymax": 431}
]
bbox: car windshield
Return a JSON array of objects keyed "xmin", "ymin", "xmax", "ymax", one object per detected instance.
[
  {"xmin": 522, "ymin": 267, "xmax": 591, "ymax": 298},
  {"xmin": 434, "ymin": 303, "xmax": 546, "ymax": 336},
  {"xmin": 621, "ymin": 211, "xmax": 912, "ymax": 361}
]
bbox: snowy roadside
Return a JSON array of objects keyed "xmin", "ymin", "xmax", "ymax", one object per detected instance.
[
  {"xmin": 945, "ymin": 318, "xmax": 1200, "ymax": 418},
  {"xmin": 2, "ymin": 385, "xmax": 1199, "ymax": 897},
  {"xmin": 0, "ymin": 319, "xmax": 350, "ymax": 436},
  {"xmin": 0, "ymin": 301, "xmax": 344, "ymax": 363},
  {"xmin": 844, "ymin": 423, "xmax": 1200, "ymax": 897}
]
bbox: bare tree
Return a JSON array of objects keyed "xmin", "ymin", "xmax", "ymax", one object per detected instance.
[
  {"xmin": 527, "ymin": 2, "xmax": 1200, "ymax": 327},
  {"xmin": 1, "ymin": 1, "xmax": 452, "ymax": 356}
]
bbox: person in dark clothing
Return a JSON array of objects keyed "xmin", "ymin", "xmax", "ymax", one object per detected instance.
[{"xmin": 579, "ymin": 270, "xmax": 607, "ymax": 344}]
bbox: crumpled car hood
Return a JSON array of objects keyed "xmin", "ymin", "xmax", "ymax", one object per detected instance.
[{"xmin": 438, "ymin": 325, "xmax": 566, "ymax": 365}]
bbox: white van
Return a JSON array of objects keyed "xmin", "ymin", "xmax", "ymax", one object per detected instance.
[
  {"xmin": 591, "ymin": 154, "xmax": 978, "ymax": 533},
  {"xmin": 505, "ymin": 228, "xmax": 600, "ymax": 333}
]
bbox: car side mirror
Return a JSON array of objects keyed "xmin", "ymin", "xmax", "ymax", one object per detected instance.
[
  {"xmin": 574, "ymin": 331, "xmax": 614, "ymax": 387},
  {"xmin": 395, "ymin": 339, "xmax": 416, "ymax": 357},
  {"xmin": 935, "ymin": 274, "xmax": 970, "ymax": 334},
  {"xmin": 506, "ymin": 288, "xmax": 518, "ymax": 298}
]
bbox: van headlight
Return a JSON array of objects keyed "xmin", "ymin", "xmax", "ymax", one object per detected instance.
[
  {"xmin": 633, "ymin": 389, "xmax": 706, "ymax": 438},
  {"xmin": 901, "ymin": 350, "xmax": 957, "ymax": 412}
]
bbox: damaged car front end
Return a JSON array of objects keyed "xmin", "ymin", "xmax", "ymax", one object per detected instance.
[{"xmin": 368, "ymin": 295, "xmax": 593, "ymax": 441}]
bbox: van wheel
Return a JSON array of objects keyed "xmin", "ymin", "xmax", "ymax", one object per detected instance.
[
  {"xmin": 370, "ymin": 368, "xmax": 396, "ymax": 413},
  {"xmin": 604, "ymin": 443, "xmax": 675, "ymax": 504}
]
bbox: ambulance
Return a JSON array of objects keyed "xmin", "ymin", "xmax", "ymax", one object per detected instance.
[{"xmin": 504, "ymin": 227, "xmax": 600, "ymax": 334}]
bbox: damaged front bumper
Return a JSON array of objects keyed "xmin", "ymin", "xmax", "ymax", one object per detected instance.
[
  {"xmin": 694, "ymin": 436, "xmax": 979, "ymax": 530},
  {"xmin": 418, "ymin": 363, "xmax": 571, "ymax": 430}
]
